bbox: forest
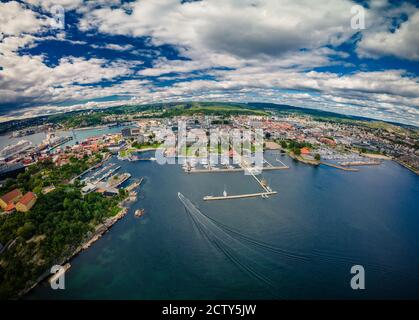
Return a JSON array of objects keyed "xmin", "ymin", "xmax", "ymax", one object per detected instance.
[{"xmin": 0, "ymin": 154, "xmax": 125, "ymax": 299}]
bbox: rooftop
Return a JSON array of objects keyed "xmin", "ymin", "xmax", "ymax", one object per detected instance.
[
  {"xmin": 0, "ymin": 189, "xmax": 22, "ymax": 204},
  {"xmin": 18, "ymin": 192, "xmax": 37, "ymax": 206}
]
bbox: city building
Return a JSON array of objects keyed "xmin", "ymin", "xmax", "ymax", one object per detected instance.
[
  {"xmin": 0, "ymin": 162, "xmax": 25, "ymax": 180},
  {"xmin": 15, "ymin": 192, "xmax": 37, "ymax": 212},
  {"xmin": 0, "ymin": 188, "xmax": 23, "ymax": 211}
]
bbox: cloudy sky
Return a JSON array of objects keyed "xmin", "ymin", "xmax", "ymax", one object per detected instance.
[{"xmin": 0, "ymin": 0, "xmax": 418, "ymax": 126}]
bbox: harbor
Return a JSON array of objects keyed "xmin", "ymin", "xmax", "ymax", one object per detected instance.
[{"xmin": 26, "ymin": 148, "xmax": 419, "ymax": 300}]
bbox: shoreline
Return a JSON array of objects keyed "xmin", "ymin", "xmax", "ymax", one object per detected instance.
[
  {"xmin": 361, "ymin": 153, "xmax": 392, "ymax": 160},
  {"xmin": 19, "ymin": 205, "xmax": 128, "ymax": 299},
  {"xmin": 395, "ymin": 159, "xmax": 419, "ymax": 175}
]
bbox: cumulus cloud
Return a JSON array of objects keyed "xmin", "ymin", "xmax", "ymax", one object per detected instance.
[
  {"xmin": 0, "ymin": 0, "xmax": 418, "ymax": 126},
  {"xmin": 79, "ymin": 0, "xmax": 359, "ymax": 60},
  {"xmin": 0, "ymin": 1, "xmax": 46, "ymax": 36},
  {"xmin": 357, "ymin": 10, "xmax": 419, "ymax": 61}
]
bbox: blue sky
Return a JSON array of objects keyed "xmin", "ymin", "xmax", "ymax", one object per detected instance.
[{"xmin": 0, "ymin": 0, "xmax": 418, "ymax": 126}]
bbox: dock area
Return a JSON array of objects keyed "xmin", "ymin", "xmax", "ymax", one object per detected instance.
[
  {"xmin": 188, "ymin": 165, "xmax": 288, "ymax": 173},
  {"xmin": 199, "ymin": 149, "xmax": 280, "ymax": 201},
  {"xmin": 124, "ymin": 177, "xmax": 143, "ymax": 192},
  {"xmin": 108, "ymin": 172, "xmax": 131, "ymax": 188},
  {"xmin": 204, "ymin": 191, "xmax": 277, "ymax": 201}
]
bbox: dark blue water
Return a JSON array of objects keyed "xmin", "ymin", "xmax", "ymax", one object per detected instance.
[{"xmin": 29, "ymin": 152, "xmax": 419, "ymax": 299}]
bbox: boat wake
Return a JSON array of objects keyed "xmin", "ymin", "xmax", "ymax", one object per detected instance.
[
  {"xmin": 178, "ymin": 192, "xmax": 284, "ymax": 299},
  {"xmin": 177, "ymin": 193, "xmax": 419, "ymax": 295}
]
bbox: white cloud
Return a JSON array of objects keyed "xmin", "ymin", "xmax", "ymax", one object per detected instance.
[
  {"xmin": 0, "ymin": 1, "xmax": 46, "ymax": 36},
  {"xmin": 357, "ymin": 10, "xmax": 419, "ymax": 61},
  {"xmin": 1, "ymin": 0, "xmax": 418, "ymax": 126},
  {"xmin": 79, "ymin": 0, "xmax": 359, "ymax": 60}
]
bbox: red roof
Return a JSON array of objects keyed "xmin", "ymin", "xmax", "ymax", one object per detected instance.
[
  {"xmin": 300, "ymin": 147, "xmax": 311, "ymax": 155},
  {"xmin": 0, "ymin": 189, "xmax": 22, "ymax": 204},
  {"xmin": 18, "ymin": 192, "xmax": 37, "ymax": 206},
  {"xmin": 5, "ymin": 203, "xmax": 15, "ymax": 212}
]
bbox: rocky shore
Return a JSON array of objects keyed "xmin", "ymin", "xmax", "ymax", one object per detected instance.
[{"xmin": 19, "ymin": 206, "xmax": 128, "ymax": 298}]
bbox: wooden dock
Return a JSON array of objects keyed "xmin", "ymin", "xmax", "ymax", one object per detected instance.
[{"xmin": 203, "ymin": 191, "xmax": 277, "ymax": 201}]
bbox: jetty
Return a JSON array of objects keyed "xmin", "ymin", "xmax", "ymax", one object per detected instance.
[
  {"xmin": 96, "ymin": 165, "xmax": 121, "ymax": 182},
  {"xmin": 107, "ymin": 172, "xmax": 131, "ymax": 188},
  {"xmin": 204, "ymin": 191, "xmax": 277, "ymax": 201},
  {"xmin": 201, "ymin": 149, "xmax": 279, "ymax": 201},
  {"xmin": 125, "ymin": 177, "xmax": 143, "ymax": 192}
]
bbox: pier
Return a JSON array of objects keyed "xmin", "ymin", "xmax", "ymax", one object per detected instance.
[
  {"xmin": 108, "ymin": 172, "xmax": 131, "ymax": 188},
  {"xmin": 71, "ymin": 159, "xmax": 110, "ymax": 184},
  {"xmin": 203, "ymin": 191, "xmax": 277, "ymax": 201},
  {"xmin": 96, "ymin": 165, "xmax": 121, "ymax": 182},
  {"xmin": 125, "ymin": 177, "xmax": 143, "ymax": 192},
  {"xmin": 200, "ymin": 149, "xmax": 281, "ymax": 201}
]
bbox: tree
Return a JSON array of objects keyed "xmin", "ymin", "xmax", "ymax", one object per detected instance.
[
  {"xmin": 280, "ymin": 141, "xmax": 287, "ymax": 149},
  {"xmin": 314, "ymin": 153, "xmax": 321, "ymax": 161},
  {"xmin": 17, "ymin": 222, "xmax": 35, "ymax": 240}
]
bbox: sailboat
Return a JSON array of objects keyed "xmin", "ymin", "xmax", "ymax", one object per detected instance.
[{"xmin": 223, "ymin": 185, "xmax": 227, "ymax": 197}]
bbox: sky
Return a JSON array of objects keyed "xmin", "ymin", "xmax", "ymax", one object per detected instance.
[{"xmin": 0, "ymin": 0, "xmax": 418, "ymax": 126}]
